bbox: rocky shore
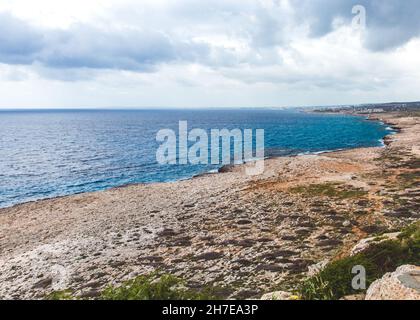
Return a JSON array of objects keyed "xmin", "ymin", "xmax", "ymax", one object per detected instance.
[{"xmin": 0, "ymin": 112, "xmax": 419, "ymax": 300}]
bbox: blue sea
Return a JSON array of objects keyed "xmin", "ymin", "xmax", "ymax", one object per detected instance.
[{"xmin": 0, "ymin": 109, "xmax": 391, "ymax": 208}]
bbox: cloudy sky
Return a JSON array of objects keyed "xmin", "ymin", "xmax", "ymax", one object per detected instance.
[{"xmin": 0, "ymin": 0, "xmax": 419, "ymax": 108}]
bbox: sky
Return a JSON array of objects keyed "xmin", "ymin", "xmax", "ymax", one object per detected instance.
[{"xmin": 0, "ymin": 0, "xmax": 419, "ymax": 108}]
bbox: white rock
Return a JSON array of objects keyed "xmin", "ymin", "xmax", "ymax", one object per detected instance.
[
  {"xmin": 365, "ymin": 265, "xmax": 420, "ymax": 300},
  {"xmin": 350, "ymin": 232, "xmax": 400, "ymax": 256},
  {"xmin": 260, "ymin": 291, "xmax": 297, "ymax": 300},
  {"xmin": 342, "ymin": 220, "xmax": 351, "ymax": 227},
  {"xmin": 307, "ymin": 259, "xmax": 330, "ymax": 277}
]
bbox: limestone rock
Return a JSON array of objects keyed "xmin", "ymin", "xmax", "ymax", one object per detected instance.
[
  {"xmin": 342, "ymin": 220, "xmax": 351, "ymax": 228},
  {"xmin": 350, "ymin": 232, "xmax": 400, "ymax": 256},
  {"xmin": 260, "ymin": 291, "xmax": 299, "ymax": 300},
  {"xmin": 365, "ymin": 265, "xmax": 420, "ymax": 300},
  {"xmin": 307, "ymin": 259, "xmax": 330, "ymax": 277}
]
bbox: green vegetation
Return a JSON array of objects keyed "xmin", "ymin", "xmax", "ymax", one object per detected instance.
[
  {"xmin": 47, "ymin": 273, "xmax": 220, "ymax": 300},
  {"xmin": 290, "ymin": 183, "xmax": 368, "ymax": 200},
  {"xmin": 298, "ymin": 222, "xmax": 420, "ymax": 300},
  {"xmin": 46, "ymin": 290, "xmax": 75, "ymax": 300},
  {"xmin": 101, "ymin": 273, "xmax": 219, "ymax": 300},
  {"xmin": 399, "ymin": 222, "xmax": 420, "ymax": 242}
]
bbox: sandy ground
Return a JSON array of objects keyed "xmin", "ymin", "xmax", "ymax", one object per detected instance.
[{"xmin": 0, "ymin": 112, "xmax": 419, "ymax": 299}]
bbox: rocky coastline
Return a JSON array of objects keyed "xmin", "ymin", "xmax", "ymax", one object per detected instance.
[{"xmin": 0, "ymin": 111, "xmax": 418, "ymax": 300}]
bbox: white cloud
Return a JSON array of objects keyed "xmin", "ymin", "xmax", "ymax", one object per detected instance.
[{"xmin": 0, "ymin": 0, "xmax": 419, "ymax": 108}]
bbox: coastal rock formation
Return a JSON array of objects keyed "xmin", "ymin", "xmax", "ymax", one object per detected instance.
[
  {"xmin": 0, "ymin": 113, "xmax": 418, "ymax": 299},
  {"xmin": 350, "ymin": 232, "xmax": 401, "ymax": 256},
  {"xmin": 365, "ymin": 265, "xmax": 420, "ymax": 300}
]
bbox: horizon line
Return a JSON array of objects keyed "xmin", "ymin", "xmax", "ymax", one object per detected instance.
[{"xmin": 0, "ymin": 100, "xmax": 419, "ymax": 111}]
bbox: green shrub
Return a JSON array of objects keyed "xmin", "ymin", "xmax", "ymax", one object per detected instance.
[
  {"xmin": 299, "ymin": 275, "xmax": 333, "ymax": 300},
  {"xmin": 46, "ymin": 290, "xmax": 75, "ymax": 300},
  {"xmin": 100, "ymin": 273, "xmax": 219, "ymax": 300},
  {"xmin": 47, "ymin": 273, "xmax": 220, "ymax": 300},
  {"xmin": 290, "ymin": 183, "xmax": 367, "ymax": 199},
  {"xmin": 399, "ymin": 221, "xmax": 420, "ymax": 242}
]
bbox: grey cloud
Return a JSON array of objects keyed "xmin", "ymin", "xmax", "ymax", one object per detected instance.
[
  {"xmin": 222, "ymin": 66, "xmax": 387, "ymax": 92},
  {"xmin": 364, "ymin": 0, "xmax": 420, "ymax": 51},
  {"xmin": 0, "ymin": 13, "xmax": 44, "ymax": 64},
  {"xmin": 0, "ymin": 12, "xmax": 209, "ymax": 74},
  {"xmin": 293, "ymin": 0, "xmax": 420, "ymax": 50},
  {"xmin": 170, "ymin": 0, "xmax": 293, "ymax": 48},
  {"xmin": 292, "ymin": 0, "xmax": 353, "ymax": 36},
  {"xmin": 165, "ymin": 0, "xmax": 420, "ymax": 53},
  {"xmin": 0, "ymin": 6, "xmax": 281, "ymax": 76},
  {"xmin": 40, "ymin": 27, "xmax": 177, "ymax": 71},
  {"xmin": 1, "ymin": 0, "xmax": 419, "ymax": 78}
]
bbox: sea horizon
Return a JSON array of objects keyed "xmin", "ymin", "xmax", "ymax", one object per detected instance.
[{"xmin": 1, "ymin": 100, "xmax": 419, "ymax": 112}]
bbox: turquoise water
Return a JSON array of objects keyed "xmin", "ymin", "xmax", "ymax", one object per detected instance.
[{"xmin": 0, "ymin": 109, "xmax": 391, "ymax": 208}]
